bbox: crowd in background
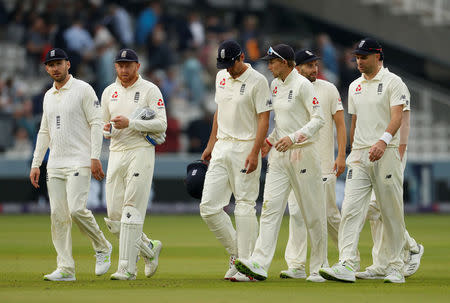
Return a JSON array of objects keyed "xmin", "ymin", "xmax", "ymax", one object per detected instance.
[{"xmin": 0, "ymin": 0, "xmax": 360, "ymax": 158}]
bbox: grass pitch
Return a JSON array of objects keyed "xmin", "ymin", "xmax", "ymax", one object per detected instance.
[{"xmin": 0, "ymin": 214, "xmax": 449, "ymax": 303}]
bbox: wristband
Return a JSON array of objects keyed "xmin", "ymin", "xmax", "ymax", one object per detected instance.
[
  {"xmin": 379, "ymin": 132, "xmax": 393, "ymax": 145},
  {"xmin": 265, "ymin": 138, "xmax": 273, "ymax": 147}
]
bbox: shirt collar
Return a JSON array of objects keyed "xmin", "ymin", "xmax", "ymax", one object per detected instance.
[
  {"xmin": 281, "ymin": 68, "xmax": 297, "ymax": 85},
  {"xmin": 225, "ymin": 63, "xmax": 252, "ymax": 82},
  {"xmin": 361, "ymin": 66, "xmax": 386, "ymax": 82},
  {"xmin": 51, "ymin": 74, "xmax": 74, "ymax": 93},
  {"xmin": 115, "ymin": 74, "xmax": 142, "ymax": 89}
]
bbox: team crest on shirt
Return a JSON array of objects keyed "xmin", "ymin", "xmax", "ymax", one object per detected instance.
[
  {"xmin": 111, "ymin": 91, "xmax": 119, "ymax": 101},
  {"xmin": 287, "ymin": 90, "xmax": 293, "ymax": 101},
  {"xmin": 377, "ymin": 83, "xmax": 383, "ymax": 94},
  {"xmin": 219, "ymin": 78, "xmax": 226, "ymax": 88},
  {"xmin": 134, "ymin": 92, "xmax": 140, "ymax": 102},
  {"xmin": 240, "ymin": 84, "xmax": 246, "ymax": 95},
  {"xmin": 355, "ymin": 84, "xmax": 362, "ymax": 95}
]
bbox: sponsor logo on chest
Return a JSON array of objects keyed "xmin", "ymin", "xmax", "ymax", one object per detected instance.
[
  {"xmin": 272, "ymin": 86, "xmax": 277, "ymax": 97},
  {"xmin": 355, "ymin": 84, "xmax": 362, "ymax": 95},
  {"xmin": 111, "ymin": 91, "xmax": 119, "ymax": 101}
]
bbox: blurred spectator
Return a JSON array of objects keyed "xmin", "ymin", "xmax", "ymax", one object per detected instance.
[
  {"xmin": 5, "ymin": 127, "xmax": 32, "ymax": 158},
  {"xmin": 25, "ymin": 16, "xmax": 49, "ymax": 73},
  {"xmin": 189, "ymin": 12, "xmax": 205, "ymax": 48},
  {"xmin": 186, "ymin": 107, "xmax": 213, "ymax": 153},
  {"xmin": 63, "ymin": 19, "xmax": 95, "ymax": 76},
  {"xmin": 135, "ymin": 1, "xmax": 161, "ymax": 46},
  {"xmin": 105, "ymin": 4, "xmax": 134, "ymax": 47},
  {"xmin": 147, "ymin": 23, "xmax": 174, "ymax": 71},
  {"xmin": 93, "ymin": 24, "xmax": 117, "ymax": 94},
  {"xmin": 182, "ymin": 48, "xmax": 205, "ymax": 105},
  {"xmin": 31, "ymin": 83, "xmax": 52, "ymax": 117},
  {"xmin": 317, "ymin": 33, "xmax": 339, "ymax": 85},
  {"xmin": 240, "ymin": 15, "xmax": 261, "ymax": 65},
  {"xmin": 6, "ymin": 8, "xmax": 26, "ymax": 44},
  {"xmin": 15, "ymin": 99, "xmax": 37, "ymax": 141},
  {"xmin": 339, "ymin": 47, "xmax": 360, "ymax": 96},
  {"xmin": 155, "ymin": 110, "xmax": 181, "ymax": 153},
  {"xmin": 161, "ymin": 67, "xmax": 180, "ymax": 106}
]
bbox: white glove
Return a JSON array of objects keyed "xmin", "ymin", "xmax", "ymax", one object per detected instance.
[{"xmin": 130, "ymin": 107, "xmax": 165, "ymax": 146}]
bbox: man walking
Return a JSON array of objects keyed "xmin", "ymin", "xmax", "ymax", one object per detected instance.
[
  {"xmin": 199, "ymin": 40, "xmax": 271, "ymax": 282},
  {"xmin": 30, "ymin": 48, "xmax": 112, "ymax": 281}
]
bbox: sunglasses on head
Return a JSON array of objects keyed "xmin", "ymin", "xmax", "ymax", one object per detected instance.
[{"xmin": 267, "ymin": 46, "xmax": 286, "ymax": 61}]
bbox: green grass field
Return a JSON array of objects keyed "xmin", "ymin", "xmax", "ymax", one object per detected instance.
[{"xmin": 0, "ymin": 214, "xmax": 449, "ymax": 303}]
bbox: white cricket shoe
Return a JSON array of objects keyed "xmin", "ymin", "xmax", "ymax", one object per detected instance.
[
  {"xmin": 44, "ymin": 269, "xmax": 76, "ymax": 281},
  {"xmin": 384, "ymin": 269, "xmax": 405, "ymax": 283},
  {"xmin": 229, "ymin": 272, "xmax": 259, "ymax": 282},
  {"xmin": 280, "ymin": 268, "xmax": 307, "ymax": 279},
  {"xmin": 110, "ymin": 269, "xmax": 136, "ymax": 280},
  {"xmin": 404, "ymin": 244, "xmax": 424, "ymax": 277},
  {"xmin": 224, "ymin": 255, "xmax": 238, "ymax": 280},
  {"xmin": 95, "ymin": 241, "xmax": 112, "ymax": 276},
  {"xmin": 319, "ymin": 262, "xmax": 355, "ymax": 282},
  {"xmin": 356, "ymin": 270, "xmax": 385, "ymax": 280},
  {"xmin": 235, "ymin": 259, "xmax": 267, "ymax": 281},
  {"xmin": 306, "ymin": 273, "xmax": 326, "ymax": 282},
  {"xmin": 144, "ymin": 240, "xmax": 162, "ymax": 277}
]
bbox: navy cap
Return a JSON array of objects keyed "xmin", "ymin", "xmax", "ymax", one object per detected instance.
[
  {"xmin": 216, "ymin": 40, "xmax": 242, "ymax": 69},
  {"xmin": 261, "ymin": 44, "xmax": 295, "ymax": 61},
  {"xmin": 295, "ymin": 49, "xmax": 320, "ymax": 66},
  {"xmin": 115, "ymin": 48, "xmax": 139, "ymax": 62},
  {"xmin": 44, "ymin": 48, "xmax": 68, "ymax": 64},
  {"xmin": 353, "ymin": 38, "xmax": 384, "ymax": 60},
  {"xmin": 185, "ymin": 160, "xmax": 208, "ymax": 199}
]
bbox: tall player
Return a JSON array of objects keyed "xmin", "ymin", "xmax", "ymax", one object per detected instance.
[
  {"xmin": 280, "ymin": 49, "xmax": 346, "ymax": 281},
  {"xmin": 30, "ymin": 48, "xmax": 112, "ymax": 281},
  {"xmin": 102, "ymin": 49, "xmax": 166, "ymax": 280},
  {"xmin": 199, "ymin": 40, "xmax": 271, "ymax": 282},
  {"xmin": 235, "ymin": 44, "xmax": 328, "ymax": 282},
  {"xmin": 357, "ymin": 81, "xmax": 424, "ymax": 280},
  {"xmin": 320, "ymin": 38, "xmax": 408, "ymax": 283}
]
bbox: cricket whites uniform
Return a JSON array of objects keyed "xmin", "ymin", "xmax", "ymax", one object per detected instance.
[
  {"xmin": 338, "ymin": 67, "xmax": 407, "ymax": 272},
  {"xmin": 32, "ymin": 75, "xmax": 110, "ymax": 275},
  {"xmin": 250, "ymin": 69, "xmax": 327, "ymax": 275},
  {"xmin": 200, "ymin": 64, "xmax": 271, "ymax": 261},
  {"xmin": 284, "ymin": 79, "xmax": 343, "ymax": 270},
  {"xmin": 364, "ymin": 82, "xmax": 420, "ymax": 275}
]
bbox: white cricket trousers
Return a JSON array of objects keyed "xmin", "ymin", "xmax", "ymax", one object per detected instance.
[
  {"xmin": 105, "ymin": 146, "xmax": 155, "ymax": 245},
  {"xmin": 47, "ymin": 167, "xmax": 110, "ymax": 275},
  {"xmin": 284, "ymin": 174, "xmax": 340, "ymax": 270},
  {"xmin": 339, "ymin": 147, "xmax": 406, "ymax": 272},
  {"xmin": 252, "ymin": 144, "xmax": 328, "ymax": 275},
  {"xmin": 200, "ymin": 139, "xmax": 261, "ymax": 259},
  {"xmin": 365, "ymin": 153, "xmax": 419, "ymax": 274}
]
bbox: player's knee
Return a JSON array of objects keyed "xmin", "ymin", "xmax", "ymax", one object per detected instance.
[
  {"xmin": 234, "ymin": 201, "xmax": 256, "ymax": 216},
  {"xmin": 104, "ymin": 217, "xmax": 121, "ymax": 238},
  {"xmin": 69, "ymin": 208, "xmax": 88, "ymax": 221},
  {"xmin": 121, "ymin": 205, "xmax": 143, "ymax": 225},
  {"xmin": 50, "ymin": 211, "xmax": 71, "ymax": 225},
  {"xmin": 199, "ymin": 201, "xmax": 220, "ymax": 218}
]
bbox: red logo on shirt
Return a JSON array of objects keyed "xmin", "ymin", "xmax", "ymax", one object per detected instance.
[
  {"xmin": 272, "ymin": 86, "xmax": 277, "ymax": 95},
  {"xmin": 219, "ymin": 78, "xmax": 226, "ymax": 86},
  {"xmin": 112, "ymin": 91, "xmax": 118, "ymax": 98},
  {"xmin": 356, "ymin": 84, "xmax": 362, "ymax": 92},
  {"xmin": 312, "ymin": 97, "xmax": 319, "ymax": 105},
  {"xmin": 157, "ymin": 98, "xmax": 165, "ymax": 107},
  {"xmin": 338, "ymin": 98, "xmax": 342, "ymax": 103}
]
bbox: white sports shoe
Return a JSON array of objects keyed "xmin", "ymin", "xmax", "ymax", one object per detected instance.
[
  {"xmin": 280, "ymin": 268, "xmax": 307, "ymax": 279},
  {"xmin": 95, "ymin": 241, "xmax": 112, "ymax": 276},
  {"xmin": 356, "ymin": 270, "xmax": 385, "ymax": 280},
  {"xmin": 224, "ymin": 255, "xmax": 238, "ymax": 280},
  {"xmin": 306, "ymin": 273, "xmax": 326, "ymax": 282},
  {"xmin": 44, "ymin": 269, "xmax": 76, "ymax": 281},
  {"xmin": 319, "ymin": 262, "xmax": 355, "ymax": 282},
  {"xmin": 144, "ymin": 240, "xmax": 162, "ymax": 277},
  {"xmin": 110, "ymin": 269, "xmax": 136, "ymax": 280},
  {"xmin": 235, "ymin": 259, "xmax": 267, "ymax": 281},
  {"xmin": 384, "ymin": 269, "xmax": 405, "ymax": 283},
  {"xmin": 404, "ymin": 244, "xmax": 424, "ymax": 277},
  {"xmin": 229, "ymin": 272, "xmax": 259, "ymax": 282}
]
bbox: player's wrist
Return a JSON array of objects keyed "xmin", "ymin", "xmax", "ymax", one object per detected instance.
[
  {"xmin": 265, "ymin": 138, "xmax": 273, "ymax": 147},
  {"xmin": 379, "ymin": 132, "xmax": 392, "ymax": 145}
]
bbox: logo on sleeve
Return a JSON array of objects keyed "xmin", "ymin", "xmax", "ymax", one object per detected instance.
[
  {"xmin": 219, "ymin": 78, "xmax": 226, "ymax": 88},
  {"xmin": 134, "ymin": 92, "xmax": 140, "ymax": 103},
  {"xmin": 338, "ymin": 97, "xmax": 342, "ymax": 104},
  {"xmin": 111, "ymin": 91, "xmax": 118, "ymax": 101},
  {"xmin": 355, "ymin": 84, "xmax": 362, "ymax": 95},
  {"xmin": 157, "ymin": 98, "xmax": 165, "ymax": 107},
  {"xmin": 377, "ymin": 83, "xmax": 383, "ymax": 94},
  {"xmin": 266, "ymin": 99, "xmax": 272, "ymax": 107}
]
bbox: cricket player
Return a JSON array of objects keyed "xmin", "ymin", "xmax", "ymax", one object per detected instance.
[
  {"xmin": 280, "ymin": 49, "xmax": 346, "ymax": 281},
  {"xmin": 319, "ymin": 38, "xmax": 408, "ymax": 283},
  {"xmin": 30, "ymin": 48, "xmax": 112, "ymax": 281},
  {"xmin": 199, "ymin": 40, "xmax": 271, "ymax": 282},
  {"xmin": 235, "ymin": 44, "xmax": 328, "ymax": 282},
  {"xmin": 102, "ymin": 49, "xmax": 166, "ymax": 280},
  {"xmin": 357, "ymin": 82, "xmax": 424, "ymax": 279}
]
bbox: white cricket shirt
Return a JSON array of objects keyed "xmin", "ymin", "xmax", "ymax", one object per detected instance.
[
  {"xmin": 313, "ymin": 79, "xmax": 344, "ymax": 175},
  {"xmin": 32, "ymin": 75, "xmax": 103, "ymax": 169},
  {"xmin": 102, "ymin": 75, "xmax": 167, "ymax": 151},
  {"xmin": 267, "ymin": 69, "xmax": 324, "ymax": 146},
  {"xmin": 348, "ymin": 67, "xmax": 407, "ymax": 149},
  {"xmin": 214, "ymin": 64, "xmax": 272, "ymax": 141}
]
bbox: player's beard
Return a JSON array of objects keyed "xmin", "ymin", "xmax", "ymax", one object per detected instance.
[{"xmin": 52, "ymin": 71, "xmax": 69, "ymax": 83}]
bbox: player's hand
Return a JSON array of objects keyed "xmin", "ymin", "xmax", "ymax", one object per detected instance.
[
  {"xmin": 296, "ymin": 133, "xmax": 308, "ymax": 143},
  {"xmin": 244, "ymin": 152, "xmax": 258, "ymax": 174},
  {"xmin": 30, "ymin": 167, "xmax": 40, "ymax": 188},
  {"xmin": 333, "ymin": 155, "xmax": 346, "ymax": 177},
  {"xmin": 110, "ymin": 116, "xmax": 129, "ymax": 129},
  {"xmin": 275, "ymin": 136, "xmax": 293, "ymax": 152},
  {"xmin": 103, "ymin": 122, "xmax": 112, "ymax": 139},
  {"xmin": 201, "ymin": 146, "xmax": 213, "ymax": 162},
  {"xmin": 369, "ymin": 140, "xmax": 387, "ymax": 162},
  {"xmin": 91, "ymin": 159, "xmax": 105, "ymax": 181},
  {"xmin": 261, "ymin": 140, "xmax": 272, "ymax": 158},
  {"xmin": 399, "ymin": 144, "xmax": 406, "ymax": 161}
]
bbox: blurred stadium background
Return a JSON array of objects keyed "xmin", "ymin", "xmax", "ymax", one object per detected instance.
[{"xmin": 0, "ymin": 0, "xmax": 449, "ymax": 213}]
